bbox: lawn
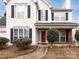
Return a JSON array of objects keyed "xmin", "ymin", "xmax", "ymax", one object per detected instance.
[
  {"xmin": 0, "ymin": 45, "xmax": 37, "ymax": 59},
  {"xmin": 41, "ymin": 46, "xmax": 79, "ymax": 59}
]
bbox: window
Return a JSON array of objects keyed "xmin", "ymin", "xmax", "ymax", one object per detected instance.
[
  {"xmin": 38, "ymin": 10, "xmax": 48, "ymax": 21},
  {"xmin": 59, "ymin": 30, "xmax": 66, "ymax": 42},
  {"xmin": 41, "ymin": 10, "xmax": 45, "ymax": 21},
  {"xmin": 54, "ymin": 12, "xmax": 66, "ymax": 21},
  {"xmin": 19, "ymin": 29, "xmax": 23, "ymax": 38},
  {"xmin": 24, "ymin": 29, "xmax": 29, "ymax": 38},
  {"xmin": 11, "ymin": 28, "xmax": 31, "ymax": 40},
  {"xmin": 11, "ymin": 5, "xmax": 31, "ymax": 19},
  {"xmin": 14, "ymin": 29, "xmax": 18, "ymax": 40},
  {"xmin": 15, "ymin": 5, "xmax": 27, "ymax": 19}
]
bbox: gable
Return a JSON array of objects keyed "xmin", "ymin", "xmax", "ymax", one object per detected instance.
[
  {"xmin": 37, "ymin": 0, "xmax": 52, "ymax": 10},
  {"xmin": 6, "ymin": 0, "xmax": 52, "ymax": 9}
]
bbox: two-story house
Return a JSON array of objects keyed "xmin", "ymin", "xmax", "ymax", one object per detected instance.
[{"xmin": 3, "ymin": 0, "xmax": 77, "ymax": 45}]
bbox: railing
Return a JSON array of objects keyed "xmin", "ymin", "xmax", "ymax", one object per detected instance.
[
  {"xmin": 54, "ymin": 17, "xmax": 66, "ymax": 21},
  {"xmin": 37, "ymin": 17, "xmax": 67, "ymax": 21}
]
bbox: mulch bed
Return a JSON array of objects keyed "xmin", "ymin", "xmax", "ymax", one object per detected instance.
[{"xmin": 0, "ymin": 45, "xmax": 37, "ymax": 59}]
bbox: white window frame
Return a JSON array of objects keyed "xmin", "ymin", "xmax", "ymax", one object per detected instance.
[
  {"xmin": 13, "ymin": 28, "xmax": 29, "ymax": 40},
  {"xmin": 41, "ymin": 10, "xmax": 46, "ymax": 21},
  {"xmin": 14, "ymin": 4, "xmax": 27, "ymax": 19},
  {"xmin": 59, "ymin": 30, "xmax": 66, "ymax": 43},
  {"xmin": 54, "ymin": 12, "xmax": 66, "ymax": 21}
]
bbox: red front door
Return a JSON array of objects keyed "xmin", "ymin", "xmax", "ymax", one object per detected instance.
[{"xmin": 41, "ymin": 31, "xmax": 46, "ymax": 43}]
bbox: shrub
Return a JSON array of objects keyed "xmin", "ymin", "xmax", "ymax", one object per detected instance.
[
  {"xmin": 14, "ymin": 38, "xmax": 32, "ymax": 50},
  {"xmin": 47, "ymin": 28, "xmax": 59, "ymax": 45},
  {"xmin": 75, "ymin": 30, "xmax": 79, "ymax": 42},
  {"xmin": 0, "ymin": 37, "xmax": 9, "ymax": 49}
]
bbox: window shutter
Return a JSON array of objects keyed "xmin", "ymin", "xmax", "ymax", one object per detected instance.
[
  {"xmin": 27, "ymin": 5, "xmax": 31, "ymax": 18},
  {"xmin": 66, "ymin": 30, "xmax": 68, "ymax": 42},
  {"xmin": 11, "ymin": 5, "xmax": 14, "ymax": 18},
  {"xmin": 52, "ymin": 13, "xmax": 54, "ymax": 21},
  {"xmin": 10, "ymin": 28, "xmax": 13, "ymax": 43},
  {"xmin": 29, "ymin": 29, "xmax": 32, "ymax": 39},
  {"xmin": 66, "ymin": 13, "xmax": 68, "ymax": 21},
  {"xmin": 45, "ymin": 10, "xmax": 48, "ymax": 21},
  {"xmin": 38, "ymin": 10, "xmax": 41, "ymax": 21}
]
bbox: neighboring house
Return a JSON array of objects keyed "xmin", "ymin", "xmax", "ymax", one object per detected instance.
[
  {"xmin": 76, "ymin": 18, "xmax": 79, "ymax": 30},
  {"xmin": 0, "ymin": 16, "xmax": 6, "ymax": 37},
  {"xmin": 2, "ymin": 0, "xmax": 77, "ymax": 45},
  {"xmin": 0, "ymin": 16, "xmax": 1, "ymax": 19}
]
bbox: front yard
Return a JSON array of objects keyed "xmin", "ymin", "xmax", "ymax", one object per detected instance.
[
  {"xmin": 0, "ymin": 45, "xmax": 37, "ymax": 59},
  {"xmin": 41, "ymin": 46, "xmax": 79, "ymax": 59}
]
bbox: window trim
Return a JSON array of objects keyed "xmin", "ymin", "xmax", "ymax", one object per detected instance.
[{"xmin": 12, "ymin": 28, "xmax": 30, "ymax": 40}]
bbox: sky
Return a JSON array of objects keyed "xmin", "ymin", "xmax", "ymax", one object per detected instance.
[
  {"xmin": 0, "ymin": 0, "xmax": 79, "ymax": 20},
  {"xmin": 0, "ymin": 0, "xmax": 5, "ymax": 16}
]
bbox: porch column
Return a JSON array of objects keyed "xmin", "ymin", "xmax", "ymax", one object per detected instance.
[{"xmin": 68, "ymin": 29, "xmax": 72, "ymax": 44}]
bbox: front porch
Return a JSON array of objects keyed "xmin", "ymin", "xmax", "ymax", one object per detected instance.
[
  {"xmin": 36, "ymin": 29, "xmax": 72, "ymax": 44},
  {"xmin": 35, "ymin": 22, "xmax": 77, "ymax": 44}
]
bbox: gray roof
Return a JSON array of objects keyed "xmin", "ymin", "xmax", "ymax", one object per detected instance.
[
  {"xmin": 35, "ymin": 22, "xmax": 77, "ymax": 29},
  {"xmin": 0, "ymin": 16, "xmax": 6, "ymax": 26}
]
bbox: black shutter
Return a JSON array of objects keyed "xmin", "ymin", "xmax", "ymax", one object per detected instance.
[
  {"xmin": 45, "ymin": 10, "xmax": 48, "ymax": 21},
  {"xmin": 27, "ymin": 5, "xmax": 31, "ymax": 18},
  {"xmin": 52, "ymin": 13, "xmax": 54, "ymax": 21},
  {"xmin": 11, "ymin": 5, "xmax": 14, "ymax": 18},
  {"xmin": 38, "ymin": 10, "xmax": 41, "ymax": 21},
  {"xmin": 29, "ymin": 29, "xmax": 32, "ymax": 39},
  {"xmin": 66, "ymin": 13, "xmax": 68, "ymax": 21},
  {"xmin": 66, "ymin": 30, "xmax": 68, "ymax": 42},
  {"xmin": 10, "ymin": 28, "xmax": 13, "ymax": 43}
]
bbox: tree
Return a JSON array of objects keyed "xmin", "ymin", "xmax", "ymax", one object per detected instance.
[
  {"xmin": 75, "ymin": 30, "xmax": 79, "ymax": 42},
  {"xmin": 47, "ymin": 28, "xmax": 59, "ymax": 47}
]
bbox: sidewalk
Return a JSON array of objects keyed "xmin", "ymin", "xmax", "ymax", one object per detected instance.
[{"xmin": 11, "ymin": 47, "xmax": 47, "ymax": 59}]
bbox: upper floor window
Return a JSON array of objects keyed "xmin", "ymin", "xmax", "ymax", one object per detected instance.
[
  {"xmin": 11, "ymin": 5, "xmax": 31, "ymax": 19},
  {"xmin": 52, "ymin": 12, "xmax": 68, "ymax": 21},
  {"xmin": 38, "ymin": 10, "xmax": 48, "ymax": 21}
]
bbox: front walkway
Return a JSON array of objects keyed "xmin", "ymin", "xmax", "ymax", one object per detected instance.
[{"xmin": 11, "ymin": 47, "xmax": 47, "ymax": 59}]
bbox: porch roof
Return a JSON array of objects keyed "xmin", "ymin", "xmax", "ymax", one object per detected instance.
[{"xmin": 35, "ymin": 22, "xmax": 77, "ymax": 29}]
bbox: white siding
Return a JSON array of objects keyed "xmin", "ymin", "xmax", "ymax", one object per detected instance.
[
  {"xmin": 0, "ymin": 27, "xmax": 6, "ymax": 38},
  {"xmin": 5, "ymin": 0, "xmax": 73, "ymax": 45}
]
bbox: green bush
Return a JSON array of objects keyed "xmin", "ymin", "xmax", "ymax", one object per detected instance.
[
  {"xmin": 14, "ymin": 38, "xmax": 32, "ymax": 50},
  {"xmin": 0, "ymin": 37, "xmax": 9, "ymax": 49},
  {"xmin": 47, "ymin": 28, "xmax": 59, "ymax": 44},
  {"xmin": 75, "ymin": 30, "xmax": 79, "ymax": 42}
]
